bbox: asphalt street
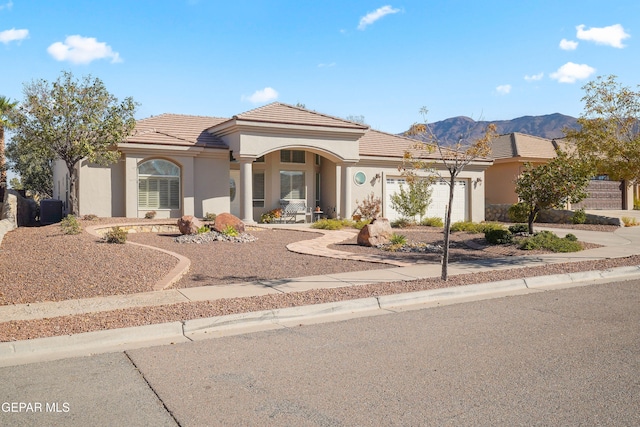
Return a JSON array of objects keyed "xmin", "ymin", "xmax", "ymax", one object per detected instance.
[{"xmin": 1, "ymin": 279, "xmax": 638, "ymax": 426}]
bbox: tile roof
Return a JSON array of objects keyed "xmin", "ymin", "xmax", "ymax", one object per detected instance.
[
  {"xmin": 359, "ymin": 129, "xmax": 425, "ymax": 158},
  {"xmin": 126, "ymin": 114, "xmax": 228, "ymax": 148},
  {"xmin": 490, "ymin": 132, "xmax": 559, "ymax": 160},
  {"xmin": 230, "ymin": 102, "xmax": 369, "ymax": 130}
]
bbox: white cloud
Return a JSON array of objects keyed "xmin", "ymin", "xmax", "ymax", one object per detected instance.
[
  {"xmin": 550, "ymin": 62, "xmax": 596, "ymax": 83},
  {"xmin": 524, "ymin": 72, "xmax": 544, "ymax": 82},
  {"xmin": 47, "ymin": 35, "xmax": 122, "ymax": 64},
  {"xmin": 559, "ymin": 38, "xmax": 578, "ymax": 50},
  {"xmin": 0, "ymin": 1, "xmax": 13, "ymax": 11},
  {"xmin": 576, "ymin": 24, "xmax": 630, "ymax": 48},
  {"xmin": 496, "ymin": 84, "xmax": 512, "ymax": 95},
  {"xmin": 243, "ymin": 87, "xmax": 279, "ymax": 104},
  {"xmin": 0, "ymin": 28, "xmax": 28, "ymax": 44},
  {"xmin": 358, "ymin": 5, "xmax": 400, "ymax": 30},
  {"xmin": 318, "ymin": 62, "xmax": 336, "ymax": 68}
]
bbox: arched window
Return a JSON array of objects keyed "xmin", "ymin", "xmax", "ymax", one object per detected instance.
[{"xmin": 138, "ymin": 159, "xmax": 180, "ymax": 209}]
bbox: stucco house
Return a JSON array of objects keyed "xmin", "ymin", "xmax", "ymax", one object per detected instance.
[
  {"xmin": 52, "ymin": 102, "xmax": 492, "ymax": 224},
  {"xmin": 485, "ymin": 132, "xmax": 633, "ymax": 210}
]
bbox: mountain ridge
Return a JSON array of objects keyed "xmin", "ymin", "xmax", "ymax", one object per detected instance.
[{"xmin": 403, "ymin": 113, "xmax": 579, "ymax": 144}]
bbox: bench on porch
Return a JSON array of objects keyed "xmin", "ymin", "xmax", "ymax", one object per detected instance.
[{"xmin": 276, "ymin": 199, "xmax": 312, "ymax": 223}]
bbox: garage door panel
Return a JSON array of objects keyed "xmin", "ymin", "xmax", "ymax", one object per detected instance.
[{"xmin": 385, "ymin": 178, "xmax": 467, "ymax": 223}]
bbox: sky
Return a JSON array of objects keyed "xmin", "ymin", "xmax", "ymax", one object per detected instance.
[{"xmin": 1, "ymin": 0, "xmax": 639, "ymax": 135}]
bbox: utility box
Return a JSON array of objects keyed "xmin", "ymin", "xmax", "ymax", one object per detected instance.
[{"xmin": 40, "ymin": 199, "xmax": 64, "ymax": 225}]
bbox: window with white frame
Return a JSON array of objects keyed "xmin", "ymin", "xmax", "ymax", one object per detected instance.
[
  {"xmin": 138, "ymin": 159, "xmax": 180, "ymax": 210},
  {"xmin": 280, "ymin": 150, "xmax": 305, "ymax": 164},
  {"xmin": 280, "ymin": 171, "xmax": 305, "ymax": 200},
  {"xmin": 253, "ymin": 171, "xmax": 265, "ymax": 207}
]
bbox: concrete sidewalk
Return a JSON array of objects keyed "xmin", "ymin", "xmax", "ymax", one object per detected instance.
[{"xmin": 2, "ymin": 218, "xmax": 640, "ymax": 366}]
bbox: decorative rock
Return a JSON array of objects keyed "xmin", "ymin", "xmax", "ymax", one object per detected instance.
[
  {"xmin": 177, "ymin": 215, "xmax": 203, "ymax": 235},
  {"xmin": 213, "ymin": 212, "xmax": 245, "ymax": 234},
  {"xmin": 357, "ymin": 217, "xmax": 393, "ymax": 247}
]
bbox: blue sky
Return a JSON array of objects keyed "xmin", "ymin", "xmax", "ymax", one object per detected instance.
[{"xmin": 1, "ymin": 0, "xmax": 638, "ymax": 134}]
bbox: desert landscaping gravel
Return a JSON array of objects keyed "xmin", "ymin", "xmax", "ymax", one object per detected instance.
[{"xmin": 0, "ymin": 218, "xmax": 636, "ymax": 342}]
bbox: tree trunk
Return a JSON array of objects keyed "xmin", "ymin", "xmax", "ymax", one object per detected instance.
[
  {"xmin": 67, "ymin": 162, "xmax": 79, "ymax": 216},
  {"xmin": 527, "ymin": 208, "xmax": 537, "ymax": 234},
  {"xmin": 441, "ymin": 176, "xmax": 456, "ymax": 281},
  {"xmin": 0, "ymin": 125, "xmax": 5, "ymax": 188}
]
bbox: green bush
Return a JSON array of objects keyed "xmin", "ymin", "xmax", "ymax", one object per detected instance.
[
  {"xmin": 203, "ymin": 212, "xmax": 217, "ymax": 221},
  {"xmin": 144, "ymin": 210, "xmax": 157, "ymax": 219},
  {"xmin": 571, "ymin": 208, "xmax": 587, "ymax": 224},
  {"xmin": 104, "ymin": 226, "xmax": 127, "ymax": 244},
  {"xmin": 420, "ymin": 217, "xmax": 443, "ymax": 227},
  {"xmin": 390, "ymin": 233, "xmax": 407, "ymax": 245},
  {"xmin": 221, "ymin": 225, "xmax": 239, "ymax": 237},
  {"xmin": 484, "ymin": 229, "xmax": 513, "ymax": 245},
  {"xmin": 391, "ymin": 217, "xmax": 414, "ymax": 228},
  {"xmin": 479, "ymin": 222, "xmax": 506, "ymax": 233},
  {"xmin": 450, "ymin": 221, "xmax": 482, "ymax": 233},
  {"xmin": 311, "ymin": 218, "xmax": 348, "ymax": 230},
  {"xmin": 565, "ymin": 233, "xmax": 578, "ymax": 241},
  {"xmin": 60, "ymin": 215, "xmax": 81, "ymax": 235},
  {"xmin": 519, "ymin": 230, "xmax": 582, "ymax": 252},
  {"xmin": 353, "ymin": 219, "xmax": 371, "ymax": 230},
  {"xmin": 197, "ymin": 225, "xmax": 209, "ymax": 234},
  {"xmin": 260, "ymin": 208, "xmax": 282, "ymax": 224},
  {"xmin": 508, "ymin": 223, "xmax": 529, "ymax": 234},
  {"xmin": 508, "ymin": 202, "xmax": 531, "ymax": 223}
]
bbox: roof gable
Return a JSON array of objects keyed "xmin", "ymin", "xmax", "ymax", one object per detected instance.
[
  {"xmin": 229, "ymin": 102, "xmax": 369, "ymax": 130},
  {"xmin": 490, "ymin": 132, "xmax": 558, "ymax": 160},
  {"xmin": 127, "ymin": 114, "xmax": 228, "ymax": 148}
]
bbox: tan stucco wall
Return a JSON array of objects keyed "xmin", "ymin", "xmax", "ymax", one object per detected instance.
[{"xmin": 78, "ymin": 158, "xmax": 126, "ymax": 217}]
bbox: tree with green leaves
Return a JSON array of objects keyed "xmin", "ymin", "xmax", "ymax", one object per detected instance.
[
  {"xmin": 564, "ymin": 75, "xmax": 640, "ymax": 187},
  {"xmin": 405, "ymin": 107, "xmax": 497, "ymax": 281},
  {"xmin": 0, "ymin": 95, "xmax": 18, "ymax": 188},
  {"xmin": 389, "ymin": 171, "xmax": 434, "ymax": 222},
  {"xmin": 7, "ymin": 71, "xmax": 137, "ymax": 214},
  {"xmin": 514, "ymin": 150, "xmax": 592, "ymax": 234}
]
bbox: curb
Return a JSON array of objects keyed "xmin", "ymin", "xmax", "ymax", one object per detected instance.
[{"xmin": 2, "ymin": 265, "xmax": 640, "ymax": 367}]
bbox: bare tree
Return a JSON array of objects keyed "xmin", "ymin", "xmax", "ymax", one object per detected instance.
[{"xmin": 404, "ymin": 107, "xmax": 497, "ymax": 280}]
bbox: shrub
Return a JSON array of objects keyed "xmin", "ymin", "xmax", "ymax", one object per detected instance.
[
  {"xmin": 565, "ymin": 233, "xmax": 578, "ymax": 241},
  {"xmin": 311, "ymin": 218, "xmax": 352, "ymax": 230},
  {"xmin": 571, "ymin": 208, "xmax": 587, "ymax": 224},
  {"xmin": 391, "ymin": 217, "xmax": 414, "ymax": 228},
  {"xmin": 390, "ymin": 233, "xmax": 407, "ymax": 245},
  {"xmin": 60, "ymin": 215, "xmax": 81, "ymax": 235},
  {"xmin": 479, "ymin": 222, "xmax": 506, "ymax": 233},
  {"xmin": 508, "ymin": 223, "xmax": 529, "ymax": 234},
  {"xmin": 104, "ymin": 226, "xmax": 127, "ymax": 244},
  {"xmin": 197, "ymin": 225, "xmax": 209, "ymax": 234},
  {"xmin": 508, "ymin": 202, "xmax": 531, "ymax": 223},
  {"xmin": 484, "ymin": 229, "xmax": 513, "ymax": 245},
  {"xmin": 221, "ymin": 225, "xmax": 239, "ymax": 237},
  {"xmin": 634, "ymin": 199, "xmax": 640, "ymax": 210},
  {"xmin": 450, "ymin": 221, "xmax": 479, "ymax": 233},
  {"xmin": 260, "ymin": 208, "xmax": 282, "ymax": 224},
  {"xmin": 622, "ymin": 216, "xmax": 639, "ymax": 227},
  {"xmin": 421, "ymin": 217, "xmax": 444, "ymax": 227},
  {"xmin": 144, "ymin": 211, "xmax": 157, "ymax": 219},
  {"xmin": 353, "ymin": 219, "xmax": 371, "ymax": 230},
  {"xmin": 519, "ymin": 230, "xmax": 582, "ymax": 252},
  {"xmin": 82, "ymin": 214, "xmax": 98, "ymax": 221},
  {"xmin": 354, "ymin": 192, "xmax": 382, "ymax": 220},
  {"xmin": 203, "ymin": 212, "xmax": 217, "ymax": 221}
]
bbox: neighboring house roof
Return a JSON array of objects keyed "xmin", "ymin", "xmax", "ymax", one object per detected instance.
[
  {"xmin": 359, "ymin": 129, "xmax": 422, "ymax": 158},
  {"xmin": 490, "ymin": 132, "xmax": 560, "ymax": 160},
  {"xmin": 126, "ymin": 114, "xmax": 228, "ymax": 148},
  {"xmin": 228, "ymin": 102, "xmax": 369, "ymax": 130}
]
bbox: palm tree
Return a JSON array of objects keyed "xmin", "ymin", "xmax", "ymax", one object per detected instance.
[{"xmin": 0, "ymin": 96, "xmax": 18, "ymax": 188}]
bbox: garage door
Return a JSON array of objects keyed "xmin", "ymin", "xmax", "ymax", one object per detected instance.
[{"xmin": 384, "ymin": 177, "xmax": 468, "ymax": 223}]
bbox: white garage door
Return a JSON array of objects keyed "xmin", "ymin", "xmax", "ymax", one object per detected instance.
[{"xmin": 384, "ymin": 177, "xmax": 468, "ymax": 223}]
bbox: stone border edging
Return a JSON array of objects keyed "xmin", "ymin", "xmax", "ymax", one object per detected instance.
[
  {"xmin": 84, "ymin": 223, "xmax": 191, "ymax": 291},
  {"xmin": 3, "ymin": 265, "xmax": 640, "ymax": 367}
]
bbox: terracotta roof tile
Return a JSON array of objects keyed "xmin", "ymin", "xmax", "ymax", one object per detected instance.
[
  {"xmin": 490, "ymin": 132, "xmax": 558, "ymax": 160},
  {"xmin": 126, "ymin": 114, "xmax": 228, "ymax": 148},
  {"xmin": 232, "ymin": 102, "xmax": 369, "ymax": 130}
]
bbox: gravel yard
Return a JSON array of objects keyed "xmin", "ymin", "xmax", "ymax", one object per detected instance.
[{"xmin": 0, "ymin": 218, "xmax": 634, "ymax": 342}]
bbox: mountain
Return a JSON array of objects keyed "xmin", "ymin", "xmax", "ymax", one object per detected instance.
[{"xmin": 404, "ymin": 113, "xmax": 579, "ymax": 145}]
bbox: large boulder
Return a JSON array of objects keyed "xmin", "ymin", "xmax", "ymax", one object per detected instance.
[
  {"xmin": 177, "ymin": 215, "xmax": 203, "ymax": 235},
  {"xmin": 357, "ymin": 217, "xmax": 393, "ymax": 247},
  {"xmin": 213, "ymin": 212, "xmax": 245, "ymax": 234}
]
